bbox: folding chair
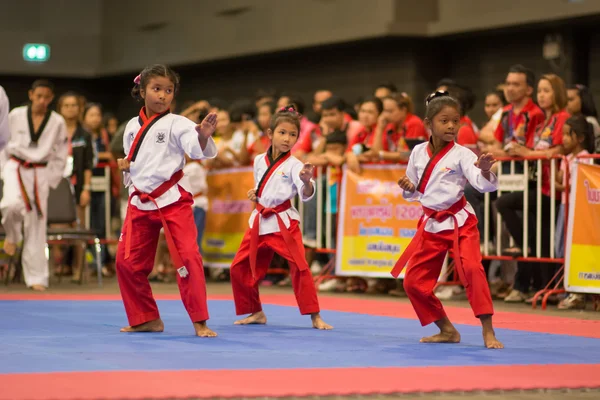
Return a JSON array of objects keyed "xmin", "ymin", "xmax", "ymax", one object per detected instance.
[{"xmin": 46, "ymin": 178, "xmax": 103, "ymax": 286}]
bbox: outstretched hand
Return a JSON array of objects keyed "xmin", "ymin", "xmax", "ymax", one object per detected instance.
[
  {"xmin": 117, "ymin": 158, "xmax": 131, "ymax": 172},
  {"xmin": 299, "ymin": 162, "xmax": 315, "ymax": 184},
  {"xmin": 398, "ymin": 176, "xmax": 415, "ymax": 193},
  {"xmin": 475, "ymin": 153, "xmax": 496, "ymax": 172},
  {"xmin": 195, "ymin": 112, "xmax": 218, "ymax": 139}
]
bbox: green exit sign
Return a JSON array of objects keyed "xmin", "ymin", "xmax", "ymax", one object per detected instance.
[{"xmin": 23, "ymin": 43, "xmax": 50, "ymax": 62}]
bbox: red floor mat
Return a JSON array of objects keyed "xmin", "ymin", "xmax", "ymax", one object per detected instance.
[{"xmin": 1, "ymin": 364, "xmax": 599, "ymax": 400}]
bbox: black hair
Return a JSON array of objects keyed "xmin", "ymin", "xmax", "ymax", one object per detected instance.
[
  {"xmin": 83, "ymin": 102, "xmax": 103, "ymax": 119},
  {"xmin": 565, "ymin": 115, "xmax": 595, "ymax": 154},
  {"xmin": 103, "ymin": 112, "xmax": 117, "ymax": 126},
  {"xmin": 486, "ymin": 89, "xmax": 507, "ymax": 106},
  {"xmin": 326, "ymin": 129, "xmax": 347, "ymax": 146},
  {"xmin": 446, "ymin": 86, "xmax": 470, "ymax": 117},
  {"xmin": 375, "ymin": 82, "xmax": 397, "ymax": 94},
  {"xmin": 258, "ymin": 101, "xmax": 277, "ymax": 115},
  {"xmin": 198, "ymin": 107, "xmax": 210, "ymax": 123},
  {"xmin": 321, "ymin": 95, "xmax": 345, "ymax": 112},
  {"xmin": 208, "ymin": 97, "xmax": 229, "ymax": 112},
  {"xmin": 131, "ymin": 64, "xmax": 180, "ymax": 102},
  {"xmin": 255, "ymin": 88, "xmax": 277, "ymax": 102},
  {"xmin": 436, "ymin": 78, "xmax": 456, "ymax": 89},
  {"xmin": 279, "ymin": 92, "xmax": 305, "ymax": 114},
  {"xmin": 443, "ymin": 82, "xmax": 475, "ymax": 113},
  {"xmin": 228, "ymin": 98, "xmax": 256, "ymax": 123},
  {"xmin": 424, "ymin": 91, "xmax": 461, "ymax": 121},
  {"xmin": 31, "ymin": 79, "xmax": 54, "ymax": 93},
  {"xmin": 270, "ymin": 105, "xmax": 301, "ymax": 132},
  {"xmin": 359, "ymin": 96, "xmax": 383, "ymax": 114},
  {"xmin": 567, "ymin": 84, "xmax": 598, "ymax": 119},
  {"xmin": 508, "ymin": 64, "xmax": 536, "ymax": 89},
  {"xmin": 56, "ymin": 91, "xmax": 80, "ymax": 111}
]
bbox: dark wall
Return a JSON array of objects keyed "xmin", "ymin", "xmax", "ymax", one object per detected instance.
[{"xmin": 1, "ymin": 22, "xmax": 597, "ymax": 128}]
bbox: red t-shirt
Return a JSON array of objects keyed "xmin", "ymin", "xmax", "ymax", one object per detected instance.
[
  {"xmin": 457, "ymin": 116, "xmax": 478, "ymax": 154},
  {"xmin": 248, "ymin": 135, "xmax": 271, "ymax": 165},
  {"xmin": 494, "ymin": 99, "xmax": 545, "ymax": 148},
  {"xmin": 535, "ymin": 109, "xmax": 569, "ymax": 197}
]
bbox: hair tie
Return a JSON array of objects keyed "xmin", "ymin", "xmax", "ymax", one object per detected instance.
[
  {"xmin": 133, "ymin": 74, "xmax": 141, "ymax": 85},
  {"xmin": 425, "ymin": 90, "xmax": 449, "ymax": 106},
  {"xmin": 279, "ymin": 106, "xmax": 296, "ymax": 114}
]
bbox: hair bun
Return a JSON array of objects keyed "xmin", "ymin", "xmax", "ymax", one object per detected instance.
[{"xmin": 425, "ymin": 90, "xmax": 450, "ymax": 106}]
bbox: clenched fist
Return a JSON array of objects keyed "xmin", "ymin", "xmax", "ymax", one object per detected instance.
[
  {"xmin": 398, "ymin": 176, "xmax": 415, "ymax": 193},
  {"xmin": 247, "ymin": 188, "xmax": 257, "ymax": 202},
  {"xmin": 117, "ymin": 158, "xmax": 131, "ymax": 172}
]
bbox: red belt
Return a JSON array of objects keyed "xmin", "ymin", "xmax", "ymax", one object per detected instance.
[
  {"xmin": 249, "ymin": 199, "xmax": 307, "ymax": 281},
  {"xmin": 11, "ymin": 155, "xmax": 47, "ymax": 219},
  {"xmin": 124, "ymin": 170, "xmax": 184, "ymax": 269},
  {"xmin": 391, "ymin": 196, "xmax": 467, "ymax": 278}
]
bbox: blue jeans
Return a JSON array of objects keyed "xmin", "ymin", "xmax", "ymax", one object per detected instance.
[{"xmin": 193, "ymin": 207, "xmax": 206, "ymax": 255}]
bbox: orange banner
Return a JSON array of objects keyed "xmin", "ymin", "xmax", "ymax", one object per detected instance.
[
  {"xmin": 202, "ymin": 167, "xmax": 254, "ymax": 268},
  {"xmin": 565, "ymin": 163, "xmax": 600, "ymax": 293},
  {"xmin": 335, "ymin": 164, "xmax": 423, "ymax": 278}
]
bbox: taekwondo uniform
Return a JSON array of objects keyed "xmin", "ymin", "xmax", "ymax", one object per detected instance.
[
  {"xmin": 391, "ymin": 140, "xmax": 497, "ymax": 326},
  {"xmin": 0, "ymin": 105, "xmax": 68, "ymax": 288},
  {"xmin": 230, "ymin": 147, "xmax": 320, "ymax": 316},
  {"xmin": 117, "ymin": 107, "xmax": 217, "ymax": 327}
]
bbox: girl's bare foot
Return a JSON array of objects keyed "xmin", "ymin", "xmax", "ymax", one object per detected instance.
[
  {"xmin": 3, "ymin": 240, "xmax": 16, "ymax": 256},
  {"xmin": 311, "ymin": 313, "xmax": 333, "ymax": 330},
  {"xmin": 31, "ymin": 285, "xmax": 46, "ymax": 292},
  {"xmin": 234, "ymin": 311, "xmax": 267, "ymax": 325},
  {"xmin": 120, "ymin": 318, "xmax": 164, "ymax": 332},
  {"xmin": 420, "ymin": 330, "xmax": 461, "ymax": 343},
  {"xmin": 480, "ymin": 315, "xmax": 503, "ymax": 349},
  {"xmin": 421, "ymin": 316, "xmax": 460, "ymax": 343},
  {"xmin": 483, "ymin": 330, "xmax": 504, "ymax": 349},
  {"xmin": 193, "ymin": 321, "xmax": 218, "ymax": 337}
]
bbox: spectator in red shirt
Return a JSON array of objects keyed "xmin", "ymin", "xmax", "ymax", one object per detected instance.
[
  {"xmin": 345, "ymin": 96, "xmax": 383, "ymax": 173},
  {"xmin": 247, "ymin": 101, "xmax": 275, "ymax": 163},
  {"xmin": 446, "ymin": 86, "xmax": 479, "ymax": 154},
  {"xmin": 496, "ymin": 73, "xmax": 569, "ymax": 303},
  {"xmin": 370, "ymin": 93, "xmax": 427, "ymax": 163}
]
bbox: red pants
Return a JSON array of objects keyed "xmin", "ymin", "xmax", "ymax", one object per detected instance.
[
  {"xmin": 231, "ymin": 220, "xmax": 320, "ymax": 316},
  {"xmin": 403, "ymin": 214, "xmax": 493, "ymax": 326},
  {"xmin": 116, "ymin": 187, "xmax": 209, "ymax": 326}
]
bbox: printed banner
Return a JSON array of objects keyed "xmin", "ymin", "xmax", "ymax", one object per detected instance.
[
  {"xmin": 335, "ymin": 164, "xmax": 423, "ymax": 278},
  {"xmin": 565, "ymin": 163, "xmax": 600, "ymax": 293},
  {"xmin": 202, "ymin": 167, "xmax": 254, "ymax": 268}
]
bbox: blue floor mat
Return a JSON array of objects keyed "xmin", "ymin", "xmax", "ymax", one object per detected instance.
[{"xmin": 1, "ymin": 300, "xmax": 598, "ymax": 374}]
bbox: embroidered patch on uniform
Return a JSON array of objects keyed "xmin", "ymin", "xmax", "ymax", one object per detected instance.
[
  {"xmin": 177, "ymin": 266, "xmax": 189, "ymax": 278},
  {"xmin": 441, "ymin": 167, "xmax": 456, "ymax": 174},
  {"xmin": 279, "ymin": 171, "xmax": 289, "ymax": 179},
  {"xmin": 156, "ymin": 131, "xmax": 166, "ymax": 144}
]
